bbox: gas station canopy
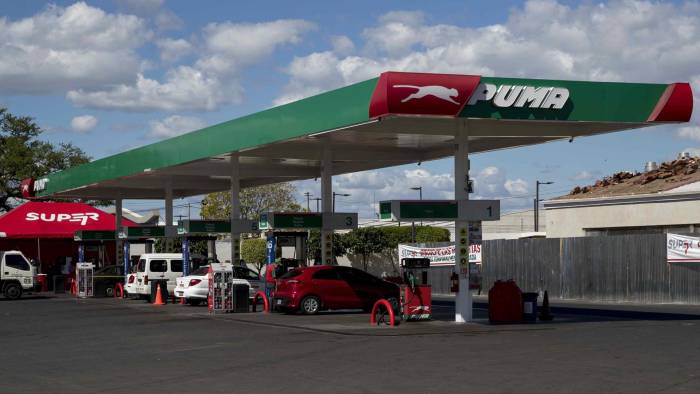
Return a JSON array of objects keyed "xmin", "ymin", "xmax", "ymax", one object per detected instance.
[{"xmin": 29, "ymin": 71, "xmax": 692, "ymax": 200}]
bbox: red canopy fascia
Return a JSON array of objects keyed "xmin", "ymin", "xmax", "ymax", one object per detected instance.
[{"xmin": 0, "ymin": 202, "xmax": 137, "ymax": 239}]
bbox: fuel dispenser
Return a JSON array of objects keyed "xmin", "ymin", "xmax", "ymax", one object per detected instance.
[{"xmin": 400, "ymin": 257, "xmax": 432, "ymax": 321}]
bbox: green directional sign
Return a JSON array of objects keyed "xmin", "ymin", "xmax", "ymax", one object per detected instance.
[
  {"xmin": 380, "ymin": 200, "xmax": 457, "ymax": 221},
  {"xmin": 74, "ymin": 230, "xmax": 115, "ymax": 241},
  {"xmin": 126, "ymin": 226, "xmax": 165, "ymax": 238},
  {"xmin": 379, "ymin": 200, "xmax": 500, "ymax": 221},
  {"xmin": 178, "ymin": 220, "xmax": 231, "ymax": 235},
  {"xmin": 259, "ymin": 212, "xmax": 323, "ymax": 230}
]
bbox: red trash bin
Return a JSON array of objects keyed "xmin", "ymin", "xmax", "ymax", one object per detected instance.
[{"xmin": 488, "ymin": 280, "xmax": 523, "ymax": 324}]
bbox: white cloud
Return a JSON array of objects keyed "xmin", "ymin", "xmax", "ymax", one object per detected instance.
[
  {"xmin": 276, "ymin": 1, "xmax": 700, "ymax": 107},
  {"xmin": 571, "ymin": 170, "xmax": 593, "ymax": 181},
  {"xmin": 149, "ymin": 115, "xmax": 206, "ymax": 138},
  {"xmin": 68, "ymin": 66, "xmax": 237, "ymax": 112},
  {"xmin": 70, "ymin": 115, "xmax": 98, "ymax": 133},
  {"xmin": 68, "ymin": 19, "xmax": 315, "ymax": 112},
  {"xmin": 298, "ymin": 165, "xmax": 528, "ymax": 217},
  {"xmin": 504, "ymin": 179, "xmax": 528, "ymax": 196},
  {"xmin": 156, "ymin": 38, "xmax": 193, "ymax": 63},
  {"xmin": 678, "ymin": 126, "xmax": 700, "ymax": 141},
  {"xmin": 330, "ymin": 35, "xmax": 355, "ymax": 55},
  {"xmin": 0, "ymin": 2, "xmax": 151, "ymax": 94}
]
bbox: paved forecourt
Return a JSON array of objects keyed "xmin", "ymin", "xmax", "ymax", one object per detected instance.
[{"xmin": 2, "ymin": 295, "xmax": 700, "ymax": 393}]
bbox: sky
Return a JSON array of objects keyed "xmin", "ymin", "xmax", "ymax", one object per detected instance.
[{"xmin": 1, "ymin": 0, "xmax": 700, "ymax": 219}]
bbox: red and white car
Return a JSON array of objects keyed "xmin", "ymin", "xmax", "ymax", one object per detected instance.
[{"xmin": 174, "ymin": 265, "xmax": 263, "ymax": 306}]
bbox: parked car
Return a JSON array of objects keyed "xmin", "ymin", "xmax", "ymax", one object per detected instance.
[
  {"xmin": 134, "ymin": 253, "xmax": 184, "ymax": 298},
  {"xmin": 174, "ymin": 265, "xmax": 263, "ymax": 306},
  {"xmin": 93, "ymin": 265, "xmax": 124, "ymax": 297},
  {"xmin": 273, "ymin": 266, "xmax": 400, "ymax": 314}
]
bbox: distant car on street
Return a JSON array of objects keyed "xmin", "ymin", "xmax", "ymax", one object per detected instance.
[
  {"xmin": 273, "ymin": 266, "xmax": 400, "ymax": 315},
  {"xmin": 174, "ymin": 265, "xmax": 263, "ymax": 306}
]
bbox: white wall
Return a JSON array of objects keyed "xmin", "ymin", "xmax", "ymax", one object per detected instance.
[{"xmin": 546, "ymin": 198, "xmax": 700, "ymax": 238}]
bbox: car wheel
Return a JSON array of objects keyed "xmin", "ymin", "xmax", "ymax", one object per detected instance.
[
  {"xmin": 105, "ymin": 286, "xmax": 114, "ymax": 297},
  {"xmin": 4, "ymin": 283, "xmax": 22, "ymax": 300},
  {"xmin": 188, "ymin": 299, "xmax": 202, "ymax": 306},
  {"xmin": 300, "ymin": 296, "xmax": 320, "ymax": 315}
]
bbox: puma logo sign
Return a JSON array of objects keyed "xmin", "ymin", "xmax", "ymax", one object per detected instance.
[{"xmin": 393, "ymin": 85, "xmax": 461, "ymax": 105}]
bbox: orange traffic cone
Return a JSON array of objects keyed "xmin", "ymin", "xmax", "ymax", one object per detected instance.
[
  {"xmin": 180, "ymin": 296, "xmax": 186, "ymax": 305},
  {"xmin": 153, "ymin": 284, "xmax": 165, "ymax": 306},
  {"xmin": 70, "ymin": 278, "xmax": 77, "ymax": 295}
]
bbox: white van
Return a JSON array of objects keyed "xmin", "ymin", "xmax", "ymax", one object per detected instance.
[{"xmin": 134, "ymin": 253, "xmax": 184, "ymax": 298}]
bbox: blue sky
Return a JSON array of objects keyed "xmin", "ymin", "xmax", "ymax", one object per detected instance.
[{"xmin": 1, "ymin": 0, "xmax": 699, "ymax": 218}]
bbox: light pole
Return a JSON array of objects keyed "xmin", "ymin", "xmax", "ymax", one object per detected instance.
[
  {"xmin": 410, "ymin": 186, "xmax": 422, "ymax": 243},
  {"xmin": 304, "ymin": 192, "xmax": 312, "ymax": 211},
  {"xmin": 535, "ymin": 181, "xmax": 553, "ymax": 232},
  {"xmin": 332, "ymin": 192, "xmax": 350, "ymax": 212}
]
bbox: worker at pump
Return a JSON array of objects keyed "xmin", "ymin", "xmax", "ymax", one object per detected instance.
[{"xmin": 264, "ymin": 260, "xmax": 279, "ymax": 299}]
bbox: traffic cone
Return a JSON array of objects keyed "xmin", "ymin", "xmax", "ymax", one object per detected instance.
[
  {"xmin": 539, "ymin": 290, "xmax": 553, "ymax": 321},
  {"xmin": 70, "ymin": 278, "xmax": 77, "ymax": 295},
  {"xmin": 153, "ymin": 284, "xmax": 165, "ymax": 306},
  {"xmin": 180, "ymin": 295, "xmax": 186, "ymax": 305}
]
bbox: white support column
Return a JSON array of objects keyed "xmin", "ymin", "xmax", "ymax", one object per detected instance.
[
  {"xmin": 321, "ymin": 147, "xmax": 333, "ymax": 264},
  {"xmin": 230, "ymin": 153, "xmax": 242, "ymax": 265},
  {"xmin": 165, "ymin": 180, "xmax": 174, "ymax": 252},
  {"xmin": 115, "ymin": 197, "xmax": 123, "ymax": 264},
  {"xmin": 454, "ymin": 120, "xmax": 472, "ymax": 323}
]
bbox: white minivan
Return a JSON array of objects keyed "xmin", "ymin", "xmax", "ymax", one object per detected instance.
[{"xmin": 134, "ymin": 253, "xmax": 184, "ymax": 298}]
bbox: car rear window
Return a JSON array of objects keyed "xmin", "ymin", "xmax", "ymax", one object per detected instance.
[
  {"xmin": 312, "ymin": 269, "xmax": 340, "ymax": 280},
  {"xmin": 150, "ymin": 260, "xmax": 167, "ymax": 272},
  {"xmin": 191, "ymin": 266, "xmax": 209, "ymax": 276},
  {"xmin": 279, "ymin": 269, "xmax": 302, "ymax": 279}
]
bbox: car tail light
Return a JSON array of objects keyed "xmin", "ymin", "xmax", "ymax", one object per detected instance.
[
  {"xmin": 189, "ymin": 279, "xmax": 201, "ymax": 286},
  {"xmin": 144, "ymin": 275, "xmax": 148, "ymax": 285},
  {"xmin": 128, "ymin": 275, "xmax": 135, "ymax": 284}
]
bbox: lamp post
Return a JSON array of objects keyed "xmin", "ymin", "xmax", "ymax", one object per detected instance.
[
  {"xmin": 332, "ymin": 192, "xmax": 350, "ymax": 212},
  {"xmin": 304, "ymin": 192, "xmax": 312, "ymax": 211},
  {"xmin": 410, "ymin": 186, "xmax": 422, "ymax": 243},
  {"xmin": 535, "ymin": 181, "xmax": 553, "ymax": 232}
]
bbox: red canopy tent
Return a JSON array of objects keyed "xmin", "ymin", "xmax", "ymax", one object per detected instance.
[{"xmin": 0, "ymin": 202, "xmax": 137, "ymax": 273}]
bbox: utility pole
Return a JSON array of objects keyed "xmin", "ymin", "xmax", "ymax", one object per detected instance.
[
  {"xmin": 312, "ymin": 197, "xmax": 322, "ymax": 212},
  {"xmin": 304, "ymin": 192, "xmax": 312, "ymax": 211},
  {"xmin": 332, "ymin": 192, "xmax": 350, "ymax": 212},
  {"xmin": 535, "ymin": 181, "xmax": 553, "ymax": 232}
]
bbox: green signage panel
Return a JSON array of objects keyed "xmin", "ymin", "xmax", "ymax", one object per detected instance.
[
  {"xmin": 178, "ymin": 220, "xmax": 231, "ymax": 235},
  {"xmin": 259, "ymin": 212, "xmax": 323, "ymax": 230},
  {"xmin": 380, "ymin": 200, "xmax": 500, "ymax": 221},
  {"xmin": 126, "ymin": 226, "xmax": 165, "ymax": 238},
  {"xmin": 379, "ymin": 201, "xmax": 392, "ymax": 220},
  {"xmin": 74, "ymin": 230, "xmax": 115, "ymax": 241},
  {"xmin": 399, "ymin": 201, "xmax": 457, "ymax": 220}
]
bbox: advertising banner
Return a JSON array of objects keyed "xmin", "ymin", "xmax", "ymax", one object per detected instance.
[
  {"xmin": 398, "ymin": 243, "xmax": 481, "ymax": 266},
  {"xmin": 667, "ymin": 233, "xmax": 700, "ymax": 263}
]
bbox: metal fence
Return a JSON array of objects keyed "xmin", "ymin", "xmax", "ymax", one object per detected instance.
[{"xmin": 430, "ymin": 234, "xmax": 700, "ymax": 304}]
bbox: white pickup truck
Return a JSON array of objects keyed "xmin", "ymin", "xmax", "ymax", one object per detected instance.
[{"xmin": 1, "ymin": 251, "xmax": 39, "ymax": 300}]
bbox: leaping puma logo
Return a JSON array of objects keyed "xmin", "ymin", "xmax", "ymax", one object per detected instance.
[{"xmin": 393, "ymin": 85, "xmax": 461, "ymax": 105}]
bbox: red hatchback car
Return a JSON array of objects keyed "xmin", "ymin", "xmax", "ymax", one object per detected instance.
[{"xmin": 273, "ymin": 266, "xmax": 400, "ymax": 314}]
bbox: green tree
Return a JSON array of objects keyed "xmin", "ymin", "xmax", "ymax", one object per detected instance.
[
  {"xmin": 345, "ymin": 227, "xmax": 389, "ymax": 271},
  {"xmin": 241, "ymin": 237, "xmax": 267, "ymax": 274},
  {"xmin": 200, "ymin": 183, "xmax": 301, "ymax": 220},
  {"xmin": 0, "ymin": 108, "xmax": 90, "ymax": 212}
]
